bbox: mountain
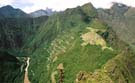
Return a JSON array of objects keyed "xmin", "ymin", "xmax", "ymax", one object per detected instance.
[
  {"xmin": 30, "ymin": 8, "xmax": 54, "ymax": 17},
  {"xmin": 24, "ymin": 3, "xmax": 135, "ymax": 83},
  {"xmin": 1, "ymin": 2, "xmax": 135, "ymax": 83},
  {"xmin": 98, "ymin": 2, "xmax": 135, "ymax": 46},
  {"xmin": 0, "ymin": 5, "xmax": 29, "ymax": 18}
]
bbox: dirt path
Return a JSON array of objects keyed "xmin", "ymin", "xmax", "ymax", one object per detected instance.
[
  {"xmin": 57, "ymin": 63, "xmax": 64, "ymax": 83},
  {"xmin": 24, "ymin": 57, "xmax": 31, "ymax": 83},
  {"xmin": 51, "ymin": 71, "xmax": 58, "ymax": 83}
]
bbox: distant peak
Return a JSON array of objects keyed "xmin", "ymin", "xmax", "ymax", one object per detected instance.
[
  {"xmin": 46, "ymin": 7, "xmax": 52, "ymax": 10},
  {"xmin": 1, "ymin": 5, "xmax": 13, "ymax": 9},
  {"xmin": 105, "ymin": 2, "xmax": 129, "ymax": 16},
  {"xmin": 35, "ymin": 9, "xmax": 46, "ymax": 12},
  {"xmin": 81, "ymin": 2, "xmax": 97, "ymax": 17},
  {"xmin": 30, "ymin": 8, "xmax": 54, "ymax": 17},
  {"xmin": 82, "ymin": 2, "xmax": 94, "ymax": 8},
  {"xmin": 111, "ymin": 2, "xmax": 128, "ymax": 8}
]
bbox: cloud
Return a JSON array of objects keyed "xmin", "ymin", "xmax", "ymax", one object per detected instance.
[
  {"xmin": 11, "ymin": 0, "xmax": 34, "ymax": 9},
  {"xmin": 23, "ymin": 0, "xmax": 91, "ymax": 13},
  {"xmin": 0, "ymin": 0, "xmax": 135, "ymax": 13},
  {"xmin": 90, "ymin": 0, "xmax": 135, "ymax": 8},
  {"xmin": 0, "ymin": 0, "xmax": 15, "ymax": 6},
  {"xmin": 24, "ymin": 0, "xmax": 135, "ymax": 13}
]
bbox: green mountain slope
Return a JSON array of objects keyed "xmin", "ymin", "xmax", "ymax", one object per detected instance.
[{"xmin": 25, "ymin": 3, "xmax": 135, "ymax": 83}]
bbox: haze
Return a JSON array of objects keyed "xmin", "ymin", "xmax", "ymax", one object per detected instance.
[{"xmin": 0, "ymin": 0, "xmax": 135, "ymax": 13}]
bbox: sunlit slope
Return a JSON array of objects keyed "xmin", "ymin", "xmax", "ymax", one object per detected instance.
[
  {"xmin": 28, "ymin": 17, "xmax": 118, "ymax": 83},
  {"xmin": 76, "ymin": 50, "xmax": 135, "ymax": 83}
]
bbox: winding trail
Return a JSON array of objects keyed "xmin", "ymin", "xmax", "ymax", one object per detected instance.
[
  {"xmin": 51, "ymin": 71, "xmax": 58, "ymax": 83},
  {"xmin": 24, "ymin": 57, "xmax": 31, "ymax": 83},
  {"xmin": 57, "ymin": 63, "xmax": 64, "ymax": 83}
]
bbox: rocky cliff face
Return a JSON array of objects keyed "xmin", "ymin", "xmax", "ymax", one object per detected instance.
[{"xmin": 98, "ymin": 3, "xmax": 135, "ymax": 46}]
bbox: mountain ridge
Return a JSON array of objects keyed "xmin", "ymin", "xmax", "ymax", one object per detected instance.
[
  {"xmin": 30, "ymin": 8, "xmax": 55, "ymax": 17},
  {"xmin": 0, "ymin": 5, "xmax": 30, "ymax": 18}
]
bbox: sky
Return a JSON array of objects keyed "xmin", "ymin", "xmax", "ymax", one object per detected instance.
[{"xmin": 0, "ymin": 0, "xmax": 135, "ymax": 13}]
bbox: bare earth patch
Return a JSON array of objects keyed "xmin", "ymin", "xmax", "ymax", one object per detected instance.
[
  {"xmin": 51, "ymin": 71, "xmax": 58, "ymax": 83},
  {"xmin": 81, "ymin": 27, "xmax": 113, "ymax": 50}
]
